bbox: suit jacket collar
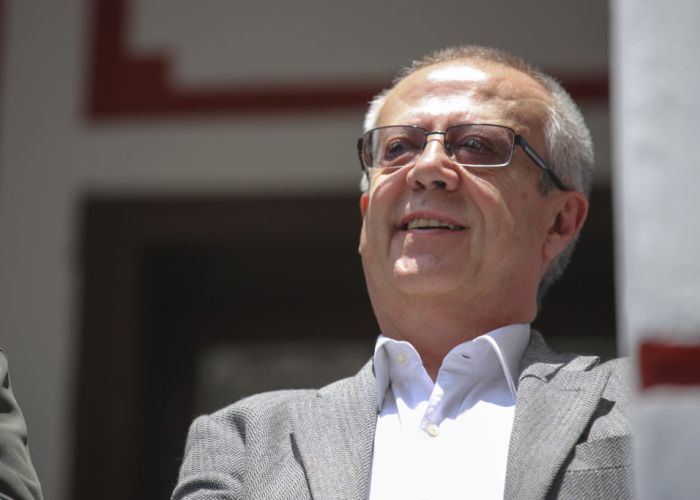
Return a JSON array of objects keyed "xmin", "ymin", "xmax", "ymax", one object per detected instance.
[
  {"xmin": 290, "ymin": 360, "xmax": 377, "ymax": 500},
  {"xmin": 504, "ymin": 330, "xmax": 610, "ymax": 499}
]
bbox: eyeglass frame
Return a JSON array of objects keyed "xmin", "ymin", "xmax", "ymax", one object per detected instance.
[{"xmin": 356, "ymin": 123, "xmax": 569, "ymax": 191}]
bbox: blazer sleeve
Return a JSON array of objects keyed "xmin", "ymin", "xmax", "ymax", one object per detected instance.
[
  {"xmin": 172, "ymin": 413, "xmax": 246, "ymax": 499},
  {"xmin": 0, "ymin": 350, "xmax": 43, "ymax": 500}
]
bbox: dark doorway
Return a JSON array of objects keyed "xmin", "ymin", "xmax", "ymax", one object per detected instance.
[{"xmin": 72, "ymin": 194, "xmax": 377, "ymax": 499}]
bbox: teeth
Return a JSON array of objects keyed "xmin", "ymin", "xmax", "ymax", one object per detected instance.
[{"xmin": 406, "ymin": 218, "xmax": 461, "ymax": 230}]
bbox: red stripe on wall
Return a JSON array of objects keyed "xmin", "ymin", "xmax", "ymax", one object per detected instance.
[
  {"xmin": 87, "ymin": 0, "xmax": 609, "ymax": 120},
  {"xmin": 640, "ymin": 341, "xmax": 700, "ymax": 389}
]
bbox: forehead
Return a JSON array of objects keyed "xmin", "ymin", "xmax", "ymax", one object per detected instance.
[{"xmin": 377, "ymin": 60, "xmax": 551, "ymax": 133}]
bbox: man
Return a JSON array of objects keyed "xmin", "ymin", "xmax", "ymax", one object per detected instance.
[{"xmin": 173, "ymin": 46, "xmax": 632, "ymax": 499}]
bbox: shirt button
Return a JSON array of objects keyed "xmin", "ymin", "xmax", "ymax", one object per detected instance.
[
  {"xmin": 427, "ymin": 423, "xmax": 439, "ymax": 437},
  {"xmin": 397, "ymin": 351, "xmax": 407, "ymax": 365}
]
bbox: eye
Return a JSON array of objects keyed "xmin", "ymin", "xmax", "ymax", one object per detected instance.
[
  {"xmin": 386, "ymin": 139, "xmax": 411, "ymax": 156},
  {"xmin": 449, "ymin": 132, "xmax": 505, "ymax": 165},
  {"xmin": 380, "ymin": 137, "xmax": 421, "ymax": 165},
  {"xmin": 454, "ymin": 136, "xmax": 493, "ymax": 154}
]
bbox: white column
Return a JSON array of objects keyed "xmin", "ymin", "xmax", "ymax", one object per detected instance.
[{"xmin": 612, "ymin": 1, "xmax": 700, "ymax": 498}]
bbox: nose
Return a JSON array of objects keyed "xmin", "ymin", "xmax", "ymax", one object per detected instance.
[{"xmin": 405, "ymin": 136, "xmax": 460, "ymax": 191}]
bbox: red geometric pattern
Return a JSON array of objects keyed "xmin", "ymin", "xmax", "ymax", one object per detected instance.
[
  {"xmin": 87, "ymin": 0, "xmax": 609, "ymax": 120},
  {"xmin": 87, "ymin": 0, "xmax": 385, "ymax": 118}
]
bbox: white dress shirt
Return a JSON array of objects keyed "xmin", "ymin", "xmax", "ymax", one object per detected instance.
[{"xmin": 368, "ymin": 324, "xmax": 530, "ymax": 500}]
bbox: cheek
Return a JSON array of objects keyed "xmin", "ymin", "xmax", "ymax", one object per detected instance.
[
  {"xmin": 359, "ymin": 202, "xmax": 391, "ymax": 259},
  {"xmin": 503, "ymin": 202, "xmax": 552, "ymax": 269},
  {"xmin": 460, "ymin": 167, "xmax": 530, "ymax": 214},
  {"xmin": 470, "ymin": 176, "xmax": 546, "ymax": 255},
  {"xmin": 460, "ymin": 169, "xmax": 499, "ymax": 201},
  {"xmin": 372, "ymin": 168, "xmax": 407, "ymax": 198},
  {"xmin": 462, "ymin": 172, "xmax": 517, "ymax": 231},
  {"xmin": 363, "ymin": 172, "xmax": 406, "ymax": 228}
]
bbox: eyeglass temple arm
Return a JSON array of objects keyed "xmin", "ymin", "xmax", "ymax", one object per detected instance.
[
  {"xmin": 357, "ymin": 137, "xmax": 370, "ymax": 175},
  {"xmin": 514, "ymin": 136, "xmax": 568, "ymax": 191},
  {"xmin": 356, "ymin": 138, "xmax": 364, "ymax": 169}
]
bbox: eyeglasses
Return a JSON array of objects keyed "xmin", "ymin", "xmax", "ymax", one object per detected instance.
[{"xmin": 356, "ymin": 123, "xmax": 568, "ymax": 191}]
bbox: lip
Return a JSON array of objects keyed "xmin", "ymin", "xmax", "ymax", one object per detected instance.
[{"xmin": 398, "ymin": 211, "xmax": 466, "ymax": 231}]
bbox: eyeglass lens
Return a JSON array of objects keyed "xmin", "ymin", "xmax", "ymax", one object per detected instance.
[{"xmin": 363, "ymin": 124, "xmax": 515, "ymax": 169}]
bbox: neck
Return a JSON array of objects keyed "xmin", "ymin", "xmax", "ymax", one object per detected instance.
[{"xmin": 373, "ymin": 293, "xmax": 534, "ymax": 381}]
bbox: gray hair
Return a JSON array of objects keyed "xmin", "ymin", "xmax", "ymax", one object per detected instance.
[{"xmin": 360, "ymin": 45, "xmax": 594, "ymax": 301}]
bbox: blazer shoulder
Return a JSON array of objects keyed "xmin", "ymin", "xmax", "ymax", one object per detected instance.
[
  {"xmin": 208, "ymin": 358, "xmax": 373, "ymax": 427},
  {"xmin": 595, "ymin": 356, "xmax": 630, "ymax": 371},
  {"xmin": 212, "ymin": 388, "xmax": 317, "ymax": 421},
  {"xmin": 597, "ymin": 356, "xmax": 631, "ymax": 374},
  {"xmin": 589, "ymin": 356, "xmax": 632, "ymax": 399}
]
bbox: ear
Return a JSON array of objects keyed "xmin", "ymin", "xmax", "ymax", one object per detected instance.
[
  {"xmin": 542, "ymin": 191, "xmax": 589, "ymax": 261},
  {"xmin": 360, "ymin": 193, "xmax": 369, "ymax": 217}
]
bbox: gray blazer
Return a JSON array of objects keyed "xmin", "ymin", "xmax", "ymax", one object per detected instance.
[
  {"xmin": 0, "ymin": 350, "xmax": 43, "ymax": 500},
  {"xmin": 173, "ymin": 332, "xmax": 633, "ymax": 499}
]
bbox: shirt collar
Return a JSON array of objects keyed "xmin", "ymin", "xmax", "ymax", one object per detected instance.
[{"xmin": 373, "ymin": 324, "xmax": 531, "ymax": 410}]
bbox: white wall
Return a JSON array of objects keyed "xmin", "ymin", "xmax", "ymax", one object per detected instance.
[
  {"xmin": 0, "ymin": 1, "xmax": 609, "ymax": 497},
  {"xmin": 612, "ymin": 1, "xmax": 700, "ymax": 498}
]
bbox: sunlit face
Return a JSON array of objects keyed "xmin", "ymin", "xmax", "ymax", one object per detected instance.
[{"xmin": 359, "ymin": 60, "xmax": 563, "ymax": 315}]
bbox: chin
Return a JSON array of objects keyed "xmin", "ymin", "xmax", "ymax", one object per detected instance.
[{"xmin": 392, "ymin": 264, "xmax": 461, "ymax": 296}]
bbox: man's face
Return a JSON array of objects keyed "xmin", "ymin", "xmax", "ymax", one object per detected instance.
[{"xmin": 359, "ymin": 60, "xmax": 575, "ymax": 317}]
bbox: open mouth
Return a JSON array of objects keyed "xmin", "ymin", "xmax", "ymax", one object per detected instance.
[{"xmin": 401, "ymin": 218, "xmax": 465, "ymax": 231}]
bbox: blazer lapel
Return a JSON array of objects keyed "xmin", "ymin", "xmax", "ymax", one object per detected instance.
[
  {"xmin": 504, "ymin": 332, "xmax": 611, "ymax": 500},
  {"xmin": 290, "ymin": 361, "xmax": 377, "ymax": 500}
]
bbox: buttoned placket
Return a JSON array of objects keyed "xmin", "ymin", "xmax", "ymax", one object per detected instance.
[{"xmin": 370, "ymin": 327, "xmax": 530, "ymax": 500}]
